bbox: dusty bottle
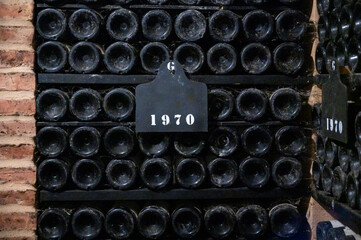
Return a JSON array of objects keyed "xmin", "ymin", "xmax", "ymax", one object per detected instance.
[
  {"xmin": 275, "ymin": 10, "xmax": 307, "ymax": 41},
  {"xmin": 340, "ymin": 4, "xmax": 354, "ymax": 39},
  {"xmin": 208, "ymin": 89, "xmax": 234, "ymax": 121},
  {"xmin": 36, "ymin": 88, "xmax": 68, "ymax": 121},
  {"xmin": 324, "ymin": 138, "xmax": 338, "ymax": 168},
  {"xmin": 140, "ymin": 42, "xmax": 170, "ymax": 73},
  {"xmin": 273, "ymin": 42, "xmax": 304, "ymax": 75},
  {"xmin": 269, "ymin": 88, "xmax": 302, "ymax": 121},
  {"xmin": 241, "ymin": 43, "xmax": 272, "ymax": 74},
  {"xmin": 106, "ymin": 9, "xmax": 138, "ymax": 41},
  {"xmin": 176, "ymin": 158, "xmax": 206, "ymax": 189},
  {"xmin": 208, "ymin": 158, "xmax": 238, "ymax": 188},
  {"xmin": 138, "ymin": 133, "xmax": 170, "ymax": 157},
  {"xmin": 208, "ymin": 127, "xmax": 239, "ymax": 157},
  {"xmin": 37, "ymin": 209, "xmax": 70, "ymax": 240},
  {"xmin": 312, "ymin": 159, "xmax": 323, "ymax": 189},
  {"xmin": 338, "ymin": 145, "xmax": 350, "ymax": 172},
  {"xmin": 312, "ymin": 103, "xmax": 322, "ymax": 129},
  {"xmin": 137, "ymin": 205, "xmax": 170, "ymax": 239},
  {"xmin": 71, "ymin": 207, "xmax": 104, "ymax": 240},
  {"xmin": 103, "ymin": 126, "xmax": 135, "ymax": 158},
  {"xmin": 272, "ymin": 157, "xmax": 303, "ymax": 189},
  {"xmin": 68, "ymin": 9, "xmax": 102, "ymax": 40},
  {"xmin": 207, "ymin": 43, "xmax": 237, "ymax": 74},
  {"xmin": 241, "ymin": 125, "xmax": 273, "ymax": 157},
  {"xmin": 104, "ymin": 42, "xmax": 136, "ymax": 74},
  {"xmin": 239, "ymin": 157, "xmax": 271, "ymax": 189},
  {"xmin": 332, "ymin": 166, "xmax": 347, "ymax": 201},
  {"xmin": 346, "ymin": 173, "xmax": 359, "ymax": 209},
  {"xmin": 103, "ymin": 88, "xmax": 135, "ymax": 121},
  {"xmin": 322, "ymin": 164, "xmax": 333, "ymax": 193},
  {"xmin": 236, "ymin": 88, "xmax": 268, "ymax": 121},
  {"xmin": 317, "ymin": 220, "xmax": 345, "ymax": 240},
  {"xmin": 236, "ymin": 205, "xmax": 268, "ymax": 238},
  {"xmin": 69, "ymin": 88, "xmax": 101, "ymax": 121},
  {"xmin": 142, "ymin": 10, "xmax": 172, "ymax": 41},
  {"xmin": 174, "ymin": 133, "xmax": 205, "ymax": 157},
  {"xmin": 71, "ymin": 159, "xmax": 103, "ymax": 190},
  {"xmin": 37, "ymin": 41, "xmax": 68, "ymax": 72},
  {"xmin": 172, "ymin": 206, "xmax": 202, "ymax": 238},
  {"xmin": 69, "ymin": 126, "xmax": 101, "ymax": 157},
  {"xmin": 37, "ymin": 159, "xmax": 69, "ymax": 191},
  {"xmin": 269, "ymin": 204, "xmax": 302, "ymax": 238},
  {"xmin": 68, "ymin": 42, "xmax": 103, "ymax": 73},
  {"xmin": 318, "ymin": 15, "xmax": 329, "ymax": 43},
  {"xmin": 106, "ymin": 159, "xmax": 138, "ymax": 190},
  {"xmin": 175, "ymin": 10, "xmax": 206, "ymax": 41},
  {"xmin": 242, "ymin": 10, "xmax": 274, "ymax": 42},
  {"xmin": 174, "ymin": 43, "xmax": 204, "ymax": 74},
  {"xmin": 36, "ymin": 8, "xmax": 67, "ymax": 40},
  {"xmin": 140, "ymin": 158, "xmax": 172, "ymax": 190},
  {"xmin": 209, "ymin": 10, "xmax": 239, "ymax": 42},
  {"xmin": 105, "ymin": 207, "xmax": 137, "ymax": 239},
  {"xmin": 329, "ymin": 9, "xmax": 341, "ymax": 42},
  {"xmin": 36, "ymin": 126, "xmax": 68, "ymax": 157},
  {"xmin": 336, "ymin": 38, "xmax": 348, "ymax": 66},
  {"xmin": 204, "ymin": 205, "xmax": 236, "ymax": 239},
  {"xmin": 275, "ymin": 126, "xmax": 306, "ymax": 156},
  {"xmin": 327, "ymin": 227, "xmax": 358, "ymax": 240}
]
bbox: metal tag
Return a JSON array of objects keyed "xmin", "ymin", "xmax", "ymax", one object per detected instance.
[
  {"xmin": 322, "ymin": 58, "xmax": 348, "ymax": 143},
  {"xmin": 136, "ymin": 61, "xmax": 208, "ymax": 133}
]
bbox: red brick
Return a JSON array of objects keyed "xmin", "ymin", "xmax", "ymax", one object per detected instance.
[
  {"xmin": 0, "ymin": 238, "xmax": 35, "ymax": 240},
  {"xmin": 0, "ymin": 3, "xmax": 33, "ymax": 21},
  {"xmin": 0, "ymin": 213, "xmax": 36, "ymax": 231},
  {"xmin": 0, "ymin": 73, "xmax": 35, "ymax": 91},
  {"xmin": 0, "ymin": 191, "xmax": 35, "ymax": 206},
  {"xmin": 0, "ymin": 27, "xmax": 33, "ymax": 44},
  {"xmin": 0, "ymin": 145, "xmax": 34, "ymax": 160},
  {"xmin": 0, "ymin": 168, "xmax": 35, "ymax": 185},
  {"xmin": 0, "ymin": 98, "xmax": 35, "ymax": 116},
  {"xmin": 0, "ymin": 119, "xmax": 35, "ymax": 137},
  {"xmin": 0, "ymin": 50, "xmax": 34, "ymax": 68}
]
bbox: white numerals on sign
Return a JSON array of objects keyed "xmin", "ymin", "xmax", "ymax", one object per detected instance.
[
  {"xmin": 326, "ymin": 118, "xmax": 343, "ymax": 134},
  {"xmin": 151, "ymin": 114, "xmax": 195, "ymax": 126}
]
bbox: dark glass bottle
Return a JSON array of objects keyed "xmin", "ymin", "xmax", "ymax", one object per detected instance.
[
  {"xmin": 103, "ymin": 126, "xmax": 135, "ymax": 158},
  {"xmin": 68, "ymin": 42, "xmax": 102, "ymax": 73},
  {"xmin": 36, "ymin": 127, "xmax": 68, "ymax": 157},
  {"xmin": 270, "ymin": 88, "xmax": 302, "ymax": 121},
  {"xmin": 273, "ymin": 42, "xmax": 304, "ymax": 75},
  {"xmin": 317, "ymin": 0, "xmax": 330, "ymax": 16},
  {"xmin": 312, "ymin": 159, "xmax": 323, "ymax": 189},
  {"xmin": 174, "ymin": 133, "xmax": 205, "ymax": 157},
  {"xmin": 104, "ymin": 42, "xmax": 136, "ymax": 74},
  {"xmin": 142, "ymin": 10, "xmax": 172, "ymax": 41},
  {"xmin": 106, "ymin": 159, "xmax": 138, "ymax": 190},
  {"xmin": 346, "ymin": 173, "xmax": 359, "ymax": 209},
  {"xmin": 36, "ymin": 9, "xmax": 66, "ymax": 40},
  {"xmin": 69, "ymin": 88, "xmax": 101, "ymax": 121},
  {"xmin": 69, "ymin": 127, "xmax": 101, "ymax": 157},
  {"xmin": 204, "ymin": 205, "xmax": 236, "ymax": 239},
  {"xmin": 68, "ymin": 9, "xmax": 102, "ymax": 40},
  {"xmin": 172, "ymin": 206, "xmax": 202, "ymax": 238},
  {"xmin": 138, "ymin": 133, "xmax": 170, "ymax": 157},
  {"xmin": 37, "ymin": 209, "xmax": 70, "ymax": 240},
  {"xmin": 209, "ymin": 0, "xmax": 233, "ymax": 4},
  {"xmin": 239, "ymin": 157, "xmax": 270, "ymax": 189},
  {"xmin": 140, "ymin": 42, "xmax": 170, "ymax": 73},
  {"xmin": 179, "ymin": 0, "xmax": 202, "ymax": 4},
  {"xmin": 353, "ymin": 2, "xmax": 361, "ymax": 36},
  {"xmin": 37, "ymin": 41, "xmax": 68, "ymax": 72},
  {"xmin": 137, "ymin": 205, "xmax": 170, "ymax": 239},
  {"xmin": 338, "ymin": 145, "xmax": 350, "ymax": 172},
  {"xmin": 176, "ymin": 158, "xmax": 206, "ymax": 189},
  {"xmin": 316, "ymin": 134, "xmax": 326, "ymax": 161},
  {"xmin": 71, "ymin": 207, "xmax": 104, "ymax": 240},
  {"xmin": 208, "ymin": 89, "xmax": 234, "ymax": 121},
  {"xmin": 208, "ymin": 158, "xmax": 238, "ymax": 188},
  {"xmin": 36, "ymin": 88, "xmax": 68, "ymax": 121},
  {"xmin": 269, "ymin": 204, "xmax": 301, "ymax": 238},
  {"xmin": 275, "ymin": 10, "xmax": 307, "ymax": 41},
  {"xmin": 241, "ymin": 125, "xmax": 273, "ymax": 157},
  {"xmin": 272, "ymin": 157, "xmax": 302, "ymax": 189},
  {"xmin": 103, "ymin": 88, "xmax": 135, "ymax": 121},
  {"xmin": 236, "ymin": 205, "xmax": 268, "ymax": 238},
  {"xmin": 317, "ymin": 220, "xmax": 345, "ymax": 240},
  {"xmin": 312, "ymin": 103, "xmax": 322, "ymax": 129},
  {"xmin": 324, "ymin": 138, "xmax": 338, "ymax": 168},
  {"xmin": 37, "ymin": 159, "xmax": 69, "ymax": 191},
  {"xmin": 175, "ymin": 10, "xmax": 206, "ymax": 41},
  {"xmin": 355, "ymin": 111, "xmax": 361, "ymax": 144},
  {"xmin": 241, "ymin": 43, "xmax": 272, "ymax": 74},
  {"xmin": 347, "ymin": 36, "xmax": 361, "ymax": 72},
  {"xmin": 242, "ymin": 10, "xmax": 274, "ymax": 42},
  {"xmin": 71, "ymin": 159, "xmax": 103, "ymax": 190},
  {"xmin": 322, "ymin": 164, "xmax": 333, "ymax": 193},
  {"xmin": 326, "ymin": 41, "xmax": 337, "ymax": 60},
  {"xmin": 327, "ymin": 227, "xmax": 358, "ymax": 240},
  {"xmin": 208, "ymin": 127, "xmax": 239, "ymax": 157},
  {"xmin": 236, "ymin": 88, "xmax": 268, "ymax": 121},
  {"xmin": 349, "ymin": 147, "xmax": 360, "ymax": 172},
  {"xmin": 140, "ymin": 158, "xmax": 172, "ymax": 190},
  {"xmin": 209, "ymin": 10, "xmax": 239, "ymax": 42},
  {"xmin": 105, "ymin": 207, "xmax": 136, "ymax": 239},
  {"xmin": 318, "ymin": 15, "xmax": 329, "ymax": 43},
  {"xmin": 207, "ymin": 43, "xmax": 237, "ymax": 74},
  {"xmin": 106, "ymin": 9, "xmax": 138, "ymax": 41},
  {"xmin": 329, "ymin": 9, "xmax": 341, "ymax": 42},
  {"xmin": 146, "ymin": 0, "xmax": 169, "ymax": 3},
  {"xmin": 332, "ymin": 166, "xmax": 347, "ymax": 201},
  {"xmin": 336, "ymin": 38, "xmax": 348, "ymax": 66},
  {"xmin": 340, "ymin": 4, "xmax": 354, "ymax": 39},
  {"xmin": 275, "ymin": 126, "xmax": 306, "ymax": 156},
  {"xmin": 174, "ymin": 43, "xmax": 204, "ymax": 74}
]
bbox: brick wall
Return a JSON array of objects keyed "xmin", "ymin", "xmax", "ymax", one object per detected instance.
[{"xmin": 0, "ymin": 0, "xmax": 36, "ymax": 239}]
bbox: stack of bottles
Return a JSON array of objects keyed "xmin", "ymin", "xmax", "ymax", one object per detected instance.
[{"xmin": 316, "ymin": 220, "xmax": 361, "ymax": 240}]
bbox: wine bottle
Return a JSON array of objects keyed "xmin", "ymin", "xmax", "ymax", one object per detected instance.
[
  {"xmin": 324, "ymin": 138, "xmax": 338, "ymax": 168},
  {"xmin": 146, "ymin": 0, "xmax": 169, "ymax": 4},
  {"xmin": 241, "ymin": 43, "xmax": 272, "ymax": 74},
  {"xmin": 312, "ymin": 159, "xmax": 323, "ymax": 189},
  {"xmin": 329, "ymin": 9, "xmax": 341, "ymax": 42},
  {"xmin": 207, "ymin": 43, "xmax": 237, "ymax": 74},
  {"xmin": 339, "ymin": 4, "xmax": 354, "ymax": 40},
  {"xmin": 178, "ymin": 0, "xmax": 202, "ymax": 4},
  {"xmin": 209, "ymin": 10, "xmax": 239, "ymax": 42},
  {"xmin": 208, "ymin": 0, "xmax": 233, "ymax": 4},
  {"xmin": 353, "ymin": 2, "xmax": 361, "ymax": 36},
  {"xmin": 104, "ymin": 42, "xmax": 136, "ymax": 74},
  {"xmin": 332, "ymin": 166, "xmax": 347, "ymax": 201},
  {"xmin": 37, "ymin": 41, "xmax": 68, "ymax": 72},
  {"xmin": 174, "ymin": 133, "xmax": 205, "ymax": 157},
  {"xmin": 275, "ymin": 126, "xmax": 306, "ymax": 156},
  {"xmin": 208, "ymin": 158, "xmax": 238, "ymax": 188},
  {"xmin": 316, "ymin": 134, "xmax": 326, "ymax": 161},
  {"xmin": 142, "ymin": 10, "xmax": 172, "ymax": 41},
  {"xmin": 270, "ymin": 88, "xmax": 302, "ymax": 121},
  {"xmin": 269, "ymin": 204, "xmax": 301, "ymax": 238},
  {"xmin": 106, "ymin": 159, "xmax": 138, "ymax": 190},
  {"xmin": 71, "ymin": 207, "xmax": 104, "ymax": 240},
  {"xmin": 112, "ymin": 0, "xmax": 135, "ymax": 4},
  {"xmin": 244, "ymin": 0, "xmax": 271, "ymax": 4},
  {"xmin": 36, "ymin": 88, "xmax": 68, "ymax": 121},
  {"xmin": 317, "ymin": 0, "xmax": 330, "ymax": 16},
  {"xmin": 36, "ymin": 127, "xmax": 68, "ymax": 157},
  {"xmin": 105, "ymin": 207, "xmax": 136, "ymax": 239},
  {"xmin": 137, "ymin": 205, "xmax": 170, "ymax": 239},
  {"xmin": 140, "ymin": 42, "xmax": 170, "ymax": 73},
  {"xmin": 71, "ymin": 159, "xmax": 103, "ymax": 190},
  {"xmin": 138, "ymin": 133, "xmax": 170, "ymax": 157},
  {"xmin": 355, "ymin": 112, "xmax": 361, "ymax": 144},
  {"xmin": 103, "ymin": 126, "xmax": 135, "ymax": 158},
  {"xmin": 175, "ymin": 158, "xmax": 206, "ymax": 189},
  {"xmin": 347, "ymin": 36, "xmax": 361, "ymax": 72},
  {"xmin": 242, "ymin": 10, "xmax": 274, "ymax": 42},
  {"xmin": 349, "ymin": 147, "xmax": 360, "ymax": 172},
  {"xmin": 317, "ymin": 220, "xmax": 345, "ymax": 240},
  {"xmin": 273, "ymin": 42, "xmax": 304, "ymax": 75},
  {"xmin": 172, "ymin": 206, "xmax": 202, "ymax": 238},
  {"xmin": 69, "ymin": 127, "xmax": 101, "ymax": 157},
  {"xmin": 69, "ymin": 88, "xmax": 101, "ymax": 121},
  {"xmin": 103, "ymin": 88, "xmax": 135, "ymax": 121},
  {"xmin": 140, "ymin": 158, "xmax": 172, "ymax": 190},
  {"xmin": 346, "ymin": 173, "xmax": 359, "ymax": 209},
  {"xmin": 327, "ymin": 227, "xmax": 359, "ymax": 240},
  {"xmin": 68, "ymin": 9, "xmax": 102, "ymax": 40},
  {"xmin": 208, "ymin": 127, "xmax": 239, "ymax": 157},
  {"xmin": 106, "ymin": 9, "xmax": 138, "ymax": 41},
  {"xmin": 322, "ymin": 164, "xmax": 333, "ymax": 193},
  {"xmin": 336, "ymin": 38, "xmax": 348, "ymax": 66},
  {"xmin": 175, "ymin": 10, "xmax": 206, "ymax": 41},
  {"xmin": 326, "ymin": 41, "xmax": 337, "ymax": 60},
  {"xmin": 208, "ymin": 89, "xmax": 234, "ymax": 121},
  {"xmin": 204, "ymin": 205, "xmax": 236, "ymax": 239},
  {"xmin": 312, "ymin": 103, "xmax": 322, "ymax": 129},
  {"xmin": 338, "ymin": 145, "xmax": 350, "ymax": 172},
  {"xmin": 174, "ymin": 43, "xmax": 204, "ymax": 74},
  {"xmin": 241, "ymin": 125, "xmax": 273, "ymax": 157},
  {"xmin": 272, "ymin": 157, "xmax": 302, "ymax": 189},
  {"xmin": 236, "ymin": 88, "xmax": 268, "ymax": 121},
  {"xmin": 68, "ymin": 42, "xmax": 102, "ymax": 73},
  {"xmin": 36, "ymin": 8, "xmax": 66, "ymax": 40},
  {"xmin": 236, "ymin": 205, "xmax": 268, "ymax": 238},
  {"xmin": 37, "ymin": 209, "xmax": 70, "ymax": 240},
  {"xmin": 37, "ymin": 159, "xmax": 69, "ymax": 191},
  {"xmin": 275, "ymin": 10, "xmax": 307, "ymax": 41},
  {"xmin": 239, "ymin": 157, "xmax": 271, "ymax": 189},
  {"xmin": 318, "ymin": 15, "xmax": 329, "ymax": 43}
]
